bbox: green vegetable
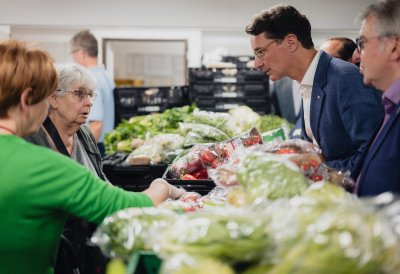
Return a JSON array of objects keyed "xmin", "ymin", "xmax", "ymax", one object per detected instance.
[
  {"xmin": 104, "ymin": 105, "xmax": 195, "ymax": 154},
  {"xmin": 236, "ymin": 153, "xmax": 309, "ymax": 202},
  {"xmin": 91, "ymin": 208, "xmax": 177, "ymax": 259},
  {"xmin": 256, "ymin": 115, "xmax": 293, "ymax": 133},
  {"xmin": 157, "ymin": 208, "xmax": 270, "ymax": 263},
  {"xmin": 162, "ymin": 255, "xmax": 235, "ymax": 274}
]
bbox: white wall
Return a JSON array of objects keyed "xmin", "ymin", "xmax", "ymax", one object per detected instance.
[{"xmin": 4, "ymin": 0, "xmax": 374, "ymax": 69}]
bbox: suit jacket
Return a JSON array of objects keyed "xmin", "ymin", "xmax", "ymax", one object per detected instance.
[
  {"xmin": 354, "ymin": 102, "xmax": 400, "ymax": 196},
  {"xmin": 298, "ymin": 51, "xmax": 384, "ymax": 173},
  {"xmin": 271, "ymin": 77, "xmax": 299, "ymax": 124}
]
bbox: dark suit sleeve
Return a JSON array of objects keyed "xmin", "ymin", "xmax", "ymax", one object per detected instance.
[{"xmin": 325, "ymin": 75, "xmax": 383, "ymax": 171}]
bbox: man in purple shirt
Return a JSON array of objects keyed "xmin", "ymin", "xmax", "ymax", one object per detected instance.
[{"xmin": 353, "ymin": 0, "xmax": 400, "ymax": 196}]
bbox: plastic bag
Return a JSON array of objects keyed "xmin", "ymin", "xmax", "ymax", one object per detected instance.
[
  {"xmin": 191, "ymin": 108, "xmax": 240, "ymax": 138},
  {"xmin": 236, "ymin": 152, "xmax": 309, "ymax": 203},
  {"xmin": 153, "ymin": 207, "xmax": 270, "ymax": 263},
  {"xmin": 168, "ymin": 144, "xmax": 208, "ymax": 179},
  {"xmin": 260, "ymin": 186, "xmax": 400, "ymax": 274},
  {"xmin": 160, "ymin": 254, "xmax": 235, "ymax": 274},
  {"xmin": 126, "ymin": 133, "xmax": 184, "ymax": 165},
  {"xmin": 91, "ymin": 207, "xmax": 178, "ymax": 259},
  {"xmin": 179, "ymin": 122, "xmax": 230, "ymax": 146}
]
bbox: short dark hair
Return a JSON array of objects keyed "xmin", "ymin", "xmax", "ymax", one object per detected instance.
[
  {"xmin": 327, "ymin": 37, "xmax": 357, "ymax": 61},
  {"xmin": 70, "ymin": 30, "xmax": 98, "ymax": 58},
  {"xmin": 245, "ymin": 4, "xmax": 314, "ymax": 49}
]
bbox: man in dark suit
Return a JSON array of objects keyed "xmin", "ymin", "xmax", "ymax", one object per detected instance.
[
  {"xmin": 353, "ymin": 0, "xmax": 400, "ymax": 196},
  {"xmin": 245, "ymin": 4, "xmax": 384, "ymax": 173}
]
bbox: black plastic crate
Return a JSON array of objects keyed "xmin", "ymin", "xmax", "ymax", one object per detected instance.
[
  {"xmin": 114, "ymin": 86, "xmax": 189, "ymax": 124},
  {"xmin": 189, "ymin": 68, "xmax": 268, "ymax": 84},
  {"xmin": 103, "ymin": 153, "xmax": 168, "ymax": 191}
]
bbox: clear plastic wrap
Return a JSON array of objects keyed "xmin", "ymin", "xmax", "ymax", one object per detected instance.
[
  {"xmin": 199, "ymin": 127, "xmax": 263, "ymax": 171},
  {"xmin": 236, "ymin": 152, "xmax": 309, "ymax": 202},
  {"xmin": 153, "ymin": 207, "xmax": 270, "ymax": 263},
  {"xmin": 259, "ymin": 185, "xmax": 400, "ymax": 274},
  {"xmin": 126, "ymin": 133, "xmax": 184, "ymax": 165},
  {"xmin": 179, "ymin": 122, "xmax": 231, "ymax": 146},
  {"xmin": 160, "ymin": 254, "xmax": 235, "ymax": 274},
  {"xmin": 191, "ymin": 108, "xmax": 240, "ymax": 138},
  {"xmin": 168, "ymin": 144, "xmax": 208, "ymax": 179},
  {"xmin": 90, "ymin": 207, "xmax": 178, "ymax": 259},
  {"xmin": 260, "ymin": 139, "xmax": 322, "ymax": 155}
]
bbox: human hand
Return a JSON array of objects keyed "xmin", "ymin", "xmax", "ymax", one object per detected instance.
[{"xmin": 150, "ymin": 178, "xmax": 186, "ymax": 199}]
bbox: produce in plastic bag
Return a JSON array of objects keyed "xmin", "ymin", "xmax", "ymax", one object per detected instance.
[
  {"xmin": 229, "ymin": 105, "xmax": 260, "ymax": 132},
  {"xmin": 153, "ymin": 207, "xmax": 270, "ymax": 263},
  {"xmin": 261, "ymin": 139, "xmax": 322, "ymax": 155},
  {"xmin": 199, "ymin": 127, "xmax": 263, "ymax": 170},
  {"xmin": 91, "ymin": 207, "xmax": 177, "ymax": 259},
  {"xmin": 160, "ymin": 254, "xmax": 235, "ymax": 274},
  {"xmin": 191, "ymin": 108, "xmax": 240, "ymax": 138},
  {"xmin": 126, "ymin": 133, "xmax": 184, "ymax": 165},
  {"xmin": 180, "ymin": 122, "xmax": 231, "ymax": 146},
  {"xmin": 260, "ymin": 185, "xmax": 400, "ymax": 274},
  {"xmin": 168, "ymin": 144, "xmax": 208, "ymax": 179},
  {"xmin": 236, "ymin": 152, "xmax": 309, "ymax": 202}
]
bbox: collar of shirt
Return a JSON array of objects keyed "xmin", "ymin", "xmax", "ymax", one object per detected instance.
[
  {"xmin": 300, "ymin": 50, "xmax": 323, "ymax": 98},
  {"xmin": 382, "ymin": 79, "xmax": 400, "ymax": 106}
]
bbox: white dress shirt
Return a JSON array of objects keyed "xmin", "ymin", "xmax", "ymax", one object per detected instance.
[{"xmin": 300, "ymin": 50, "xmax": 322, "ymax": 146}]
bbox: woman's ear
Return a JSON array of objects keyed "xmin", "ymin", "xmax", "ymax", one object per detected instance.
[
  {"xmin": 19, "ymin": 87, "xmax": 33, "ymax": 113},
  {"xmin": 48, "ymin": 93, "xmax": 58, "ymax": 109}
]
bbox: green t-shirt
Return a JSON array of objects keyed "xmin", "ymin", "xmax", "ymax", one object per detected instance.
[{"xmin": 0, "ymin": 135, "xmax": 153, "ymax": 274}]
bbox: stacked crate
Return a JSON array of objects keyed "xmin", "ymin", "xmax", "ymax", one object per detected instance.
[
  {"xmin": 189, "ymin": 67, "xmax": 271, "ymax": 114},
  {"xmin": 114, "ymin": 86, "xmax": 189, "ymax": 124}
]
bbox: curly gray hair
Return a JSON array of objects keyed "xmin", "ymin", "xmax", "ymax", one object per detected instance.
[{"xmin": 55, "ymin": 63, "xmax": 96, "ymax": 98}]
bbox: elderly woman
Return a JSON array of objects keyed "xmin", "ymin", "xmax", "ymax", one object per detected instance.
[
  {"xmin": 26, "ymin": 63, "xmax": 111, "ymax": 273},
  {"xmin": 0, "ymin": 40, "xmax": 183, "ymax": 274},
  {"xmin": 27, "ymin": 63, "xmax": 108, "ymax": 181}
]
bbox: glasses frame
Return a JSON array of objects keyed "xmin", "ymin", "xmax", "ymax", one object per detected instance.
[
  {"xmin": 254, "ymin": 39, "xmax": 279, "ymax": 59},
  {"xmin": 356, "ymin": 35, "xmax": 384, "ymax": 53},
  {"xmin": 57, "ymin": 89, "xmax": 97, "ymax": 102}
]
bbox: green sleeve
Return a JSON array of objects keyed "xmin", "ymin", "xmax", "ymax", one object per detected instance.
[{"xmin": 24, "ymin": 142, "xmax": 154, "ymax": 224}]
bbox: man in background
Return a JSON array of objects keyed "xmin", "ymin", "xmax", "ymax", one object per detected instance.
[
  {"xmin": 353, "ymin": 0, "xmax": 400, "ymax": 196},
  {"xmin": 270, "ymin": 77, "xmax": 301, "ymax": 124},
  {"xmin": 320, "ymin": 37, "xmax": 357, "ymax": 63},
  {"xmin": 70, "ymin": 30, "xmax": 115, "ymax": 157}
]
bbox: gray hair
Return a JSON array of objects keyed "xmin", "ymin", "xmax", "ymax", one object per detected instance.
[
  {"xmin": 70, "ymin": 30, "xmax": 98, "ymax": 57},
  {"xmin": 55, "ymin": 63, "xmax": 96, "ymax": 98},
  {"xmin": 359, "ymin": 0, "xmax": 400, "ymax": 37}
]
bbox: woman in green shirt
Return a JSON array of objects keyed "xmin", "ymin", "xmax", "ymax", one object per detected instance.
[{"xmin": 0, "ymin": 40, "xmax": 183, "ymax": 274}]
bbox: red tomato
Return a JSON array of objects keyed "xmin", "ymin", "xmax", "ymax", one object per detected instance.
[
  {"xmin": 191, "ymin": 169, "xmax": 208, "ymax": 179},
  {"xmin": 211, "ymin": 158, "xmax": 223, "ymax": 169},
  {"xmin": 310, "ymin": 175, "xmax": 323, "ymax": 181},
  {"xmin": 182, "ymin": 174, "xmax": 197, "ymax": 180},
  {"xmin": 200, "ymin": 149, "xmax": 217, "ymax": 164},
  {"xmin": 275, "ymin": 147, "xmax": 298, "ymax": 154}
]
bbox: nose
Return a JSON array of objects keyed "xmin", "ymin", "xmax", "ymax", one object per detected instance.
[
  {"xmin": 254, "ymin": 56, "xmax": 264, "ymax": 69},
  {"xmin": 84, "ymin": 96, "xmax": 94, "ymax": 106}
]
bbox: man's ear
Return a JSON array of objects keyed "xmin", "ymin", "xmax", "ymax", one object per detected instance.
[
  {"xmin": 286, "ymin": 34, "xmax": 299, "ymax": 52},
  {"xmin": 391, "ymin": 36, "xmax": 400, "ymax": 61}
]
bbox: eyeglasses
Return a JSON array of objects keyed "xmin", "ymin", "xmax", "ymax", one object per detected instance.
[
  {"xmin": 254, "ymin": 39, "xmax": 279, "ymax": 59},
  {"xmin": 356, "ymin": 36, "xmax": 382, "ymax": 53},
  {"xmin": 57, "ymin": 89, "xmax": 97, "ymax": 101}
]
